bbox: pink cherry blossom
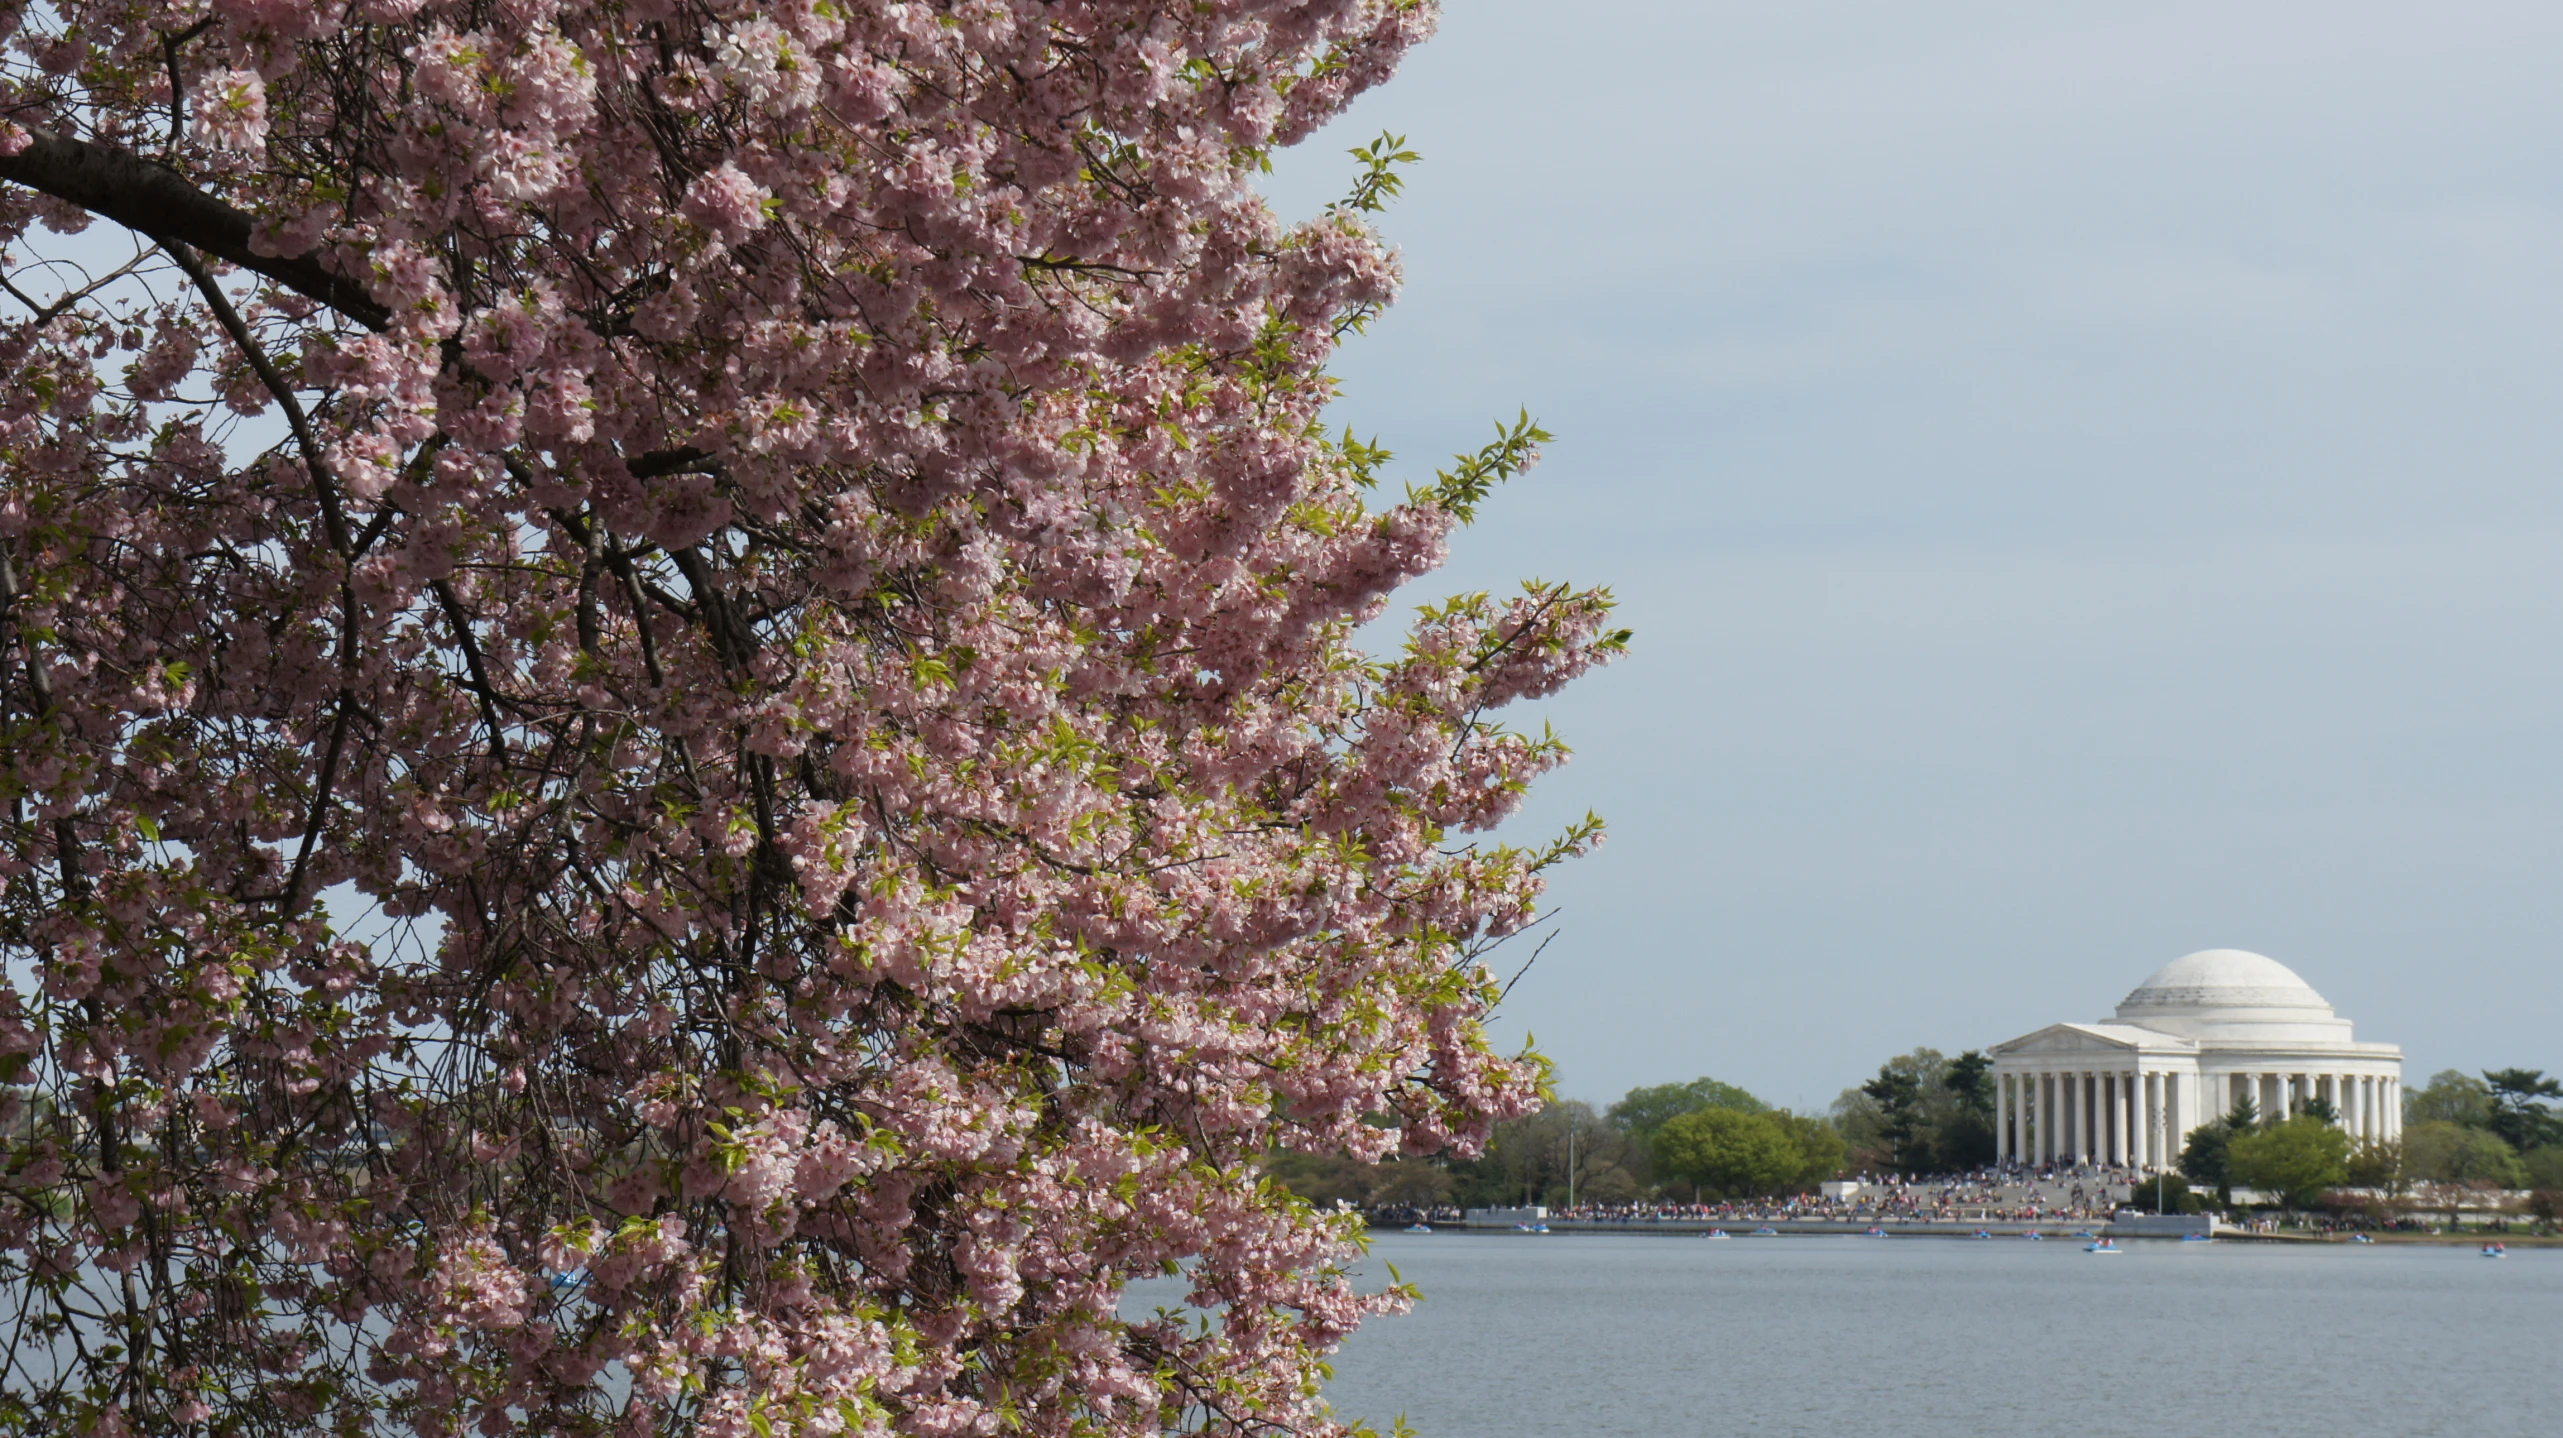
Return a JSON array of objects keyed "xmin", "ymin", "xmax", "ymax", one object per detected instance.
[{"xmin": 0, "ymin": 1, "xmax": 1625, "ymax": 1433}]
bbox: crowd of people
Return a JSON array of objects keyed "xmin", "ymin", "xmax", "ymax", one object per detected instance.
[{"xmin": 1394, "ymin": 1163, "xmax": 2186, "ymax": 1226}]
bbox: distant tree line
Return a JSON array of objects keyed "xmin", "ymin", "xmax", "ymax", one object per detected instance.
[
  {"xmin": 1265, "ymin": 1046, "xmax": 2009, "ymax": 1210},
  {"xmin": 1262, "ymin": 1073, "xmax": 1853, "ymax": 1210},
  {"xmin": 1266, "ymin": 1058, "xmax": 2563, "ymax": 1222}
]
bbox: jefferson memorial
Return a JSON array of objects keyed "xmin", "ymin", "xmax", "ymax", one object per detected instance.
[{"xmin": 1987, "ymin": 949, "xmax": 2403, "ymax": 1169}]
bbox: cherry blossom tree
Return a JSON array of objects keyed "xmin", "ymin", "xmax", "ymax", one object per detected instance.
[{"xmin": 0, "ymin": 1, "xmax": 1623, "ymax": 1433}]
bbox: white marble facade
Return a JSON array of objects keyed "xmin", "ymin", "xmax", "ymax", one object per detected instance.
[{"xmin": 1987, "ymin": 950, "xmax": 2402, "ymax": 1169}]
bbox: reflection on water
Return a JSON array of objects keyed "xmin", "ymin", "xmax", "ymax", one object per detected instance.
[{"xmin": 1317, "ymin": 1233, "xmax": 2554, "ymax": 1438}]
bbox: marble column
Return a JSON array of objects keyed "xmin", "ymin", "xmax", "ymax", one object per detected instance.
[
  {"xmin": 2111, "ymin": 1072, "xmax": 2128, "ymax": 1166},
  {"xmin": 2150, "ymin": 1071, "xmax": 2167, "ymax": 1168},
  {"xmin": 2137, "ymin": 1072, "xmax": 2154, "ymax": 1169},
  {"xmin": 1998, "ymin": 1074, "xmax": 2013, "ymax": 1163},
  {"xmin": 2113, "ymin": 1073, "xmax": 2123, "ymax": 1163},
  {"xmin": 2078, "ymin": 1072, "xmax": 2093, "ymax": 1164}
]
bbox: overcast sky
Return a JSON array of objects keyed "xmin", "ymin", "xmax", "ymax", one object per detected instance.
[{"xmin": 1258, "ymin": 0, "xmax": 2563, "ymax": 1111}]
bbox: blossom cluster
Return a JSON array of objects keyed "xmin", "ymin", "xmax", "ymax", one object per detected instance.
[{"xmin": 0, "ymin": 1, "xmax": 1623, "ymax": 1434}]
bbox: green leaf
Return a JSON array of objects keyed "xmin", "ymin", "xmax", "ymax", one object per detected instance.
[
  {"xmin": 1417, "ymin": 410, "xmax": 1552, "ymax": 524},
  {"xmin": 1337, "ymin": 132, "xmax": 1422, "ymax": 214}
]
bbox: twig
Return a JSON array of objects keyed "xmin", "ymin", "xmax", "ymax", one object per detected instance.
[{"xmin": 1496, "ymin": 927, "xmax": 1560, "ymax": 1008}]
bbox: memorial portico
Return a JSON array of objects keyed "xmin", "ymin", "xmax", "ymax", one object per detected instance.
[{"xmin": 1988, "ymin": 950, "xmax": 2402, "ymax": 1169}]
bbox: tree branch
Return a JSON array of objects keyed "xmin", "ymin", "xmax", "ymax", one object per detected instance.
[
  {"xmin": 0, "ymin": 126, "xmax": 390, "ymax": 330},
  {"xmin": 430, "ymin": 579, "xmax": 511, "ymax": 763},
  {"xmin": 162, "ymin": 239, "xmax": 355, "ymax": 557},
  {"xmin": 282, "ymin": 701, "xmax": 352, "ymax": 914}
]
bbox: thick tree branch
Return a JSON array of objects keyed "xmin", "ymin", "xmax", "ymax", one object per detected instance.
[
  {"xmin": 2, "ymin": 133, "xmax": 730, "ymax": 493},
  {"xmin": 628, "ymin": 446, "xmax": 714, "ymax": 478},
  {"xmin": 0, "ymin": 126, "xmax": 391, "ymax": 330}
]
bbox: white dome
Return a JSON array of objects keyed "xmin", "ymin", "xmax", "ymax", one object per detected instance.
[{"xmin": 2109, "ymin": 949, "xmax": 2353, "ymax": 1042}]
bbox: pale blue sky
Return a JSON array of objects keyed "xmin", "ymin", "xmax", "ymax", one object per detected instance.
[{"xmin": 1261, "ymin": 0, "xmax": 2563, "ymax": 1110}]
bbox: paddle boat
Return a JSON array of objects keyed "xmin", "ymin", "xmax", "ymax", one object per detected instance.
[
  {"xmin": 1406, "ymin": 1223, "xmax": 1433, "ymax": 1234},
  {"xmin": 2179, "ymin": 1232, "xmax": 2212, "ymax": 1242},
  {"xmin": 1752, "ymin": 1225, "xmax": 1779, "ymax": 1236},
  {"xmin": 1970, "ymin": 1228, "xmax": 1993, "ymax": 1239},
  {"xmin": 2481, "ymin": 1241, "xmax": 2506, "ymax": 1257},
  {"xmin": 1703, "ymin": 1228, "xmax": 1731, "ymax": 1240},
  {"xmin": 2023, "ymin": 1230, "xmax": 2044, "ymax": 1241},
  {"xmin": 2085, "ymin": 1238, "xmax": 2121, "ymax": 1253},
  {"xmin": 2073, "ymin": 1229, "xmax": 2097, "ymax": 1240},
  {"xmin": 2346, "ymin": 1233, "xmax": 2375, "ymax": 1244},
  {"xmin": 1864, "ymin": 1226, "xmax": 1888, "ymax": 1238}
]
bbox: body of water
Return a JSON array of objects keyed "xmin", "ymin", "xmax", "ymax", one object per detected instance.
[{"xmin": 1315, "ymin": 1232, "xmax": 2553, "ymax": 1438}]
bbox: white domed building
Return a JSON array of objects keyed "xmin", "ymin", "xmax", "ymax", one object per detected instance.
[{"xmin": 1986, "ymin": 950, "xmax": 2403, "ymax": 1169}]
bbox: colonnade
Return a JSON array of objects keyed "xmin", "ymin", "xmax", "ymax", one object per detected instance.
[
  {"xmin": 2221, "ymin": 1070, "xmax": 2399, "ymax": 1145},
  {"xmin": 1993, "ymin": 1067, "xmax": 2399, "ymax": 1168},
  {"xmin": 1996, "ymin": 1070, "xmax": 2181, "ymax": 1168}
]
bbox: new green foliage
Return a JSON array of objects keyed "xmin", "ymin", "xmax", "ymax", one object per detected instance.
[{"xmin": 2227, "ymin": 1116, "xmax": 2352, "ymax": 1210}]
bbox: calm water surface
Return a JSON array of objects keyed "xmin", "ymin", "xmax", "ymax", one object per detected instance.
[{"xmin": 1314, "ymin": 1233, "xmax": 2554, "ymax": 1438}]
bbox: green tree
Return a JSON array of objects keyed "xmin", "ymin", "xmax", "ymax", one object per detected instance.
[
  {"xmin": 1944, "ymin": 1051, "xmax": 1996, "ymax": 1116},
  {"xmin": 1443, "ymin": 1099, "xmax": 1651, "ymax": 1209},
  {"xmin": 1860, "ymin": 1066, "xmax": 1929, "ymax": 1175},
  {"xmin": 2482, "ymin": 1069, "xmax": 2563, "ymax": 1153},
  {"xmin": 1831, "ymin": 1048, "xmax": 1957, "ymax": 1173},
  {"xmin": 1653, "ymin": 1108, "xmax": 1802, "ymax": 1200},
  {"xmin": 2521, "ymin": 1145, "xmax": 2563, "ymax": 1191},
  {"xmin": 2179, "ymin": 1113, "xmax": 2243, "ymax": 1203},
  {"xmin": 2299, "ymin": 1095, "xmax": 2340, "ymax": 1124},
  {"xmin": 2137, "ymin": 1172, "xmax": 2196, "ymax": 1214},
  {"xmin": 2405, "ymin": 1070, "xmax": 2494, "ymax": 1128},
  {"xmin": 1936, "ymin": 1050, "xmax": 1999, "ymax": 1170},
  {"xmin": 1606, "ymin": 1077, "xmax": 1769, "ymax": 1152},
  {"xmin": 2402, "ymin": 1121, "xmax": 2525, "ymax": 1187},
  {"xmin": 2344, "ymin": 1139, "xmax": 2403, "ymax": 1192},
  {"xmin": 1774, "ymin": 1110, "xmax": 1849, "ymax": 1188},
  {"xmin": 2227, "ymin": 1116, "xmax": 2353, "ymax": 1211}
]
